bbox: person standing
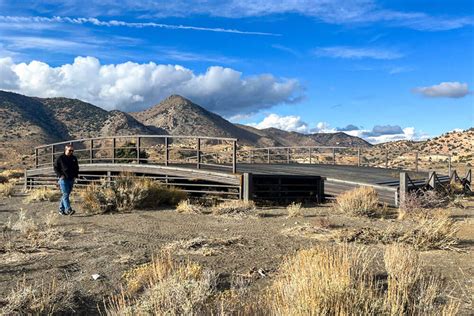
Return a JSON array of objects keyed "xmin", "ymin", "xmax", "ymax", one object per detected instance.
[{"xmin": 53, "ymin": 144, "xmax": 79, "ymax": 215}]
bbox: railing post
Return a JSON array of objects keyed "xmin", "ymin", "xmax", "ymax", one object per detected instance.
[
  {"xmin": 332, "ymin": 148, "xmax": 336, "ymax": 165},
  {"xmin": 35, "ymin": 148, "xmax": 38, "ymax": 168},
  {"xmin": 112, "ymin": 138, "xmax": 115, "ymax": 163},
  {"xmin": 267, "ymin": 148, "xmax": 270, "ymax": 164},
  {"xmin": 429, "ymin": 171, "xmax": 437, "ymax": 189},
  {"xmin": 415, "ymin": 151, "xmax": 418, "ymax": 172},
  {"xmin": 309, "ymin": 147, "xmax": 312, "ymax": 164},
  {"xmin": 357, "ymin": 148, "xmax": 361, "ymax": 167},
  {"xmin": 385, "ymin": 150, "xmax": 388, "ymax": 168},
  {"xmin": 287, "ymin": 148, "xmax": 290, "ymax": 164},
  {"xmin": 51, "ymin": 145, "xmax": 55, "ymax": 166},
  {"xmin": 448, "ymin": 155, "xmax": 452, "ymax": 177},
  {"xmin": 197, "ymin": 138, "xmax": 201, "ymax": 169},
  {"xmin": 165, "ymin": 137, "xmax": 169, "ymax": 166},
  {"xmin": 136, "ymin": 137, "xmax": 141, "ymax": 164},
  {"xmin": 232, "ymin": 140, "xmax": 237, "ymax": 174},
  {"xmin": 399, "ymin": 172, "xmax": 408, "ymax": 207},
  {"xmin": 90, "ymin": 139, "xmax": 93, "ymax": 164}
]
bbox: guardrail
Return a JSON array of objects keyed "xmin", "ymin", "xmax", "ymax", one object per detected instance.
[{"xmin": 34, "ymin": 135, "xmax": 238, "ymax": 173}]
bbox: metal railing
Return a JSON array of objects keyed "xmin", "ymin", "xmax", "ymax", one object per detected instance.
[{"xmin": 34, "ymin": 135, "xmax": 238, "ymax": 173}]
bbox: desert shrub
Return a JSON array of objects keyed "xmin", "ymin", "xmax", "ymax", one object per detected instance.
[
  {"xmin": 212, "ymin": 200, "xmax": 255, "ymax": 215},
  {"xmin": 335, "ymin": 186, "xmax": 379, "ymax": 217},
  {"xmin": 264, "ymin": 243, "xmax": 458, "ymax": 315},
  {"xmin": 0, "ymin": 181, "xmax": 15, "ymax": 197},
  {"xmin": 399, "ymin": 190, "xmax": 450, "ymax": 220},
  {"xmin": 176, "ymin": 200, "xmax": 204, "ymax": 214},
  {"xmin": 286, "ymin": 202, "xmax": 303, "ymax": 217},
  {"xmin": 11, "ymin": 209, "xmax": 39, "ymax": 237},
  {"xmin": 1, "ymin": 278, "xmax": 77, "ymax": 315},
  {"xmin": 24, "ymin": 187, "xmax": 61, "ymax": 203},
  {"xmin": 399, "ymin": 213, "xmax": 459, "ymax": 250},
  {"xmin": 115, "ymin": 142, "xmax": 149, "ymax": 163},
  {"xmin": 106, "ymin": 253, "xmax": 215, "ymax": 315},
  {"xmin": 80, "ymin": 175, "xmax": 186, "ymax": 214}
]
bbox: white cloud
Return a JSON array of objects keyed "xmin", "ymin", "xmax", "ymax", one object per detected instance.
[
  {"xmin": 0, "ymin": 56, "xmax": 303, "ymax": 115},
  {"xmin": 314, "ymin": 46, "xmax": 403, "ymax": 60},
  {"xmin": 343, "ymin": 125, "xmax": 429, "ymax": 144},
  {"xmin": 0, "ymin": 15, "xmax": 279, "ymax": 36},
  {"xmin": 247, "ymin": 114, "xmax": 310, "ymax": 133},
  {"xmin": 312, "ymin": 122, "xmax": 337, "ymax": 133},
  {"xmin": 412, "ymin": 82, "xmax": 470, "ymax": 98}
]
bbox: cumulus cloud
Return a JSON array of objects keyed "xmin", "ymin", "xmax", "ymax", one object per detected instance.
[
  {"xmin": 412, "ymin": 81, "xmax": 470, "ymax": 98},
  {"xmin": 0, "ymin": 56, "xmax": 303, "ymax": 115},
  {"xmin": 247, "ymin": 114, "xmax": 310, "ymax": 133},
  {"xmin": 314, "ymin": 46, "xmax": 403, "ymax": 60},
  {"xmin": 336, "ymin": 124, "xmax": 360, "ymax": 131},
  {"xmin": 341, "ymin": 125, "xmax": 428, "ymax": 144}
]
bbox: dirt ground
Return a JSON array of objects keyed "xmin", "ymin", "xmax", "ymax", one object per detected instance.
[{"xmin": 1, "ymin": 193, "xmax": 473, "ymax": 315}]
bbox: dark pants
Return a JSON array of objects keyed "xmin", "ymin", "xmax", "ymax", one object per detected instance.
[{"xmin": 58, "ymin": 178, "xmax": 74, "ymax": 213}]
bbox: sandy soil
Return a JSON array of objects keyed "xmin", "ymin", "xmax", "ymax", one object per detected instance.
[{"xmin": 0, "ymin": 194, "xmax": 473, "ymax": 314}]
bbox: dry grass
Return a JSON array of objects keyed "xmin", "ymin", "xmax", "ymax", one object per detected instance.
[
  {"xmin": 286, "ymin": 202, "xmax": 303, "ymax": 217},
  {"xmin": 1, "ymin": 278, "xmax": 77, "ymax": 315},
  {"xmin": 176, "ymin": 200, "xmax": 204, "ymax": 214},
  {"xmin": 164, "ymin": 236, "xmax": 243, "ymax": 256},
  {"xmin": 399, "ymin": 190, "xmax": 449, "ymax": 220},
  {"xmin": 335, "ymin": 186, "xmax": 380, "ymax": 217},
  {"xmin": 80, "ymin": 175, "xmax": 187, "ymax": 214},
  {"xmin": 0, "ymin": 181, "xmax": 15, "ymax": 197},
  {"xmin": 399, "ymin": 213, "xmax": 460, "ymax": 251},
  {"xmin": 24, "ymin": 187, "xmax": 61, "ymax": 203},
  {"xmin": 212, "ymin": 200, "xmax": 256, "ymax": 216},
  {"xmin": 11, "ymin": 209, "xmax": 39, "ymax": 237},
  {"xmin": 264, "ymin": 243, "xmax": 458, "ymax": 315},
  {"xmin": 105, "ymin": 252, "xmax": 215, "ymax": 315}
]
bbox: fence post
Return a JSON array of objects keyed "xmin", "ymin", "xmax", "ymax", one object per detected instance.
[
  {"xmin": 332, "ymin": 148, "xmax": 336, "ymax": 165},
  {"xmin": 35, "ymin": 148, "xmax": 38, "ymax": 168},
  {"xmin": 287, "ymin": 148, "xmax": 290, "ymax": 164},
  {"xmin": 136, "ymin": 137, "xmax": 141, "ymax": 164},
  {"xmin": 197, "ymin": 138, "xmax": 201, "ymax": 169},
  {"xmin": 267, "ymin": 149, "xmax": 270, "ymax": 164},
  {"xmin": 51, "ymin": 145, "xmax": 55, "ymax": 166},
  {"xmin": 385, "ymin": 150, "xmax": 388, "ymax": 168},
  {"xmin": 165, "ymin": 137, "xmax": 169, "ymax": 166},
  {"xmin": 357, "ymin": 148, "xmax": 361, "ymax": 167},
  {"xmin": 399, "ymin": 172, "xmax": 408, "ymax": 207},
  {"xmin": 232, "ymin": 140, "xmax": 237, "ymax": 174},
  {"xmin": 428, "ymin": 171, "xmax": 437, "ymax": 189},
  {"xmin": 448, "ymin": 155, "xmax": 452, "ymax": 177},
  {"xmin": 112, "ymin": 138, "xmax": 115, "ymax": 163},
  {"xmin": 415, "ymin": 151, "xmax": 418, "ymax": 172},
  {"xmin": 90, "ymin": 139, "xmax": 94, "ymax": 164},
  {"xmin": 242, "ymin": 173, "xmax": 253, "ymax": 201},
  {"xmin": 309, "ymin": 147, "xmax": 312, "ymax": 164}
]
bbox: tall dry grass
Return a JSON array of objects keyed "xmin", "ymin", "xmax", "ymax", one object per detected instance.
[
  {"xmin": 264, "ymin": 243, "xmax": 459, "ymax": 315},
  {"xmin": 287, "ymin": 202, "xmax": 303, "ymax": 217},
  {"xmin": 176, "ymin": 199, "xmax": 204, "ymax": 214},
  {"xmin": 24, "ymin": 187, "xmax": 61, "ymax": 203},
  {"xmin": 335, "ymin": 186, "xmax": 380, "ymax": 217},
  {"xmin": 212, "ymin": 200, "xmax": 256, "ymax": 215},
  {"xmin": 0, "ymin": 181, "xmax": 15, "ymax": 197},
  {"xmin": 105, "ymin": 252, "xmax": 215, "ymax": 315}
]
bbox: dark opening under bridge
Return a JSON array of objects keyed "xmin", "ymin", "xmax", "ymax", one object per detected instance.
[{"xmin": 25, "ymin": 135, "xmax": 471, "ymax": 207}]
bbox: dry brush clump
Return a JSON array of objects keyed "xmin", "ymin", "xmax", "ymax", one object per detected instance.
[
  {"xmin": 0, "ymin": 181, "xmax": 15, "ymax": 197},
  {"xmin": 335, "ymin": 186, "xmax": 380, "ymax": 217},
  {"xmin": 105, "ymin": 252, "xmax": 216, "ymax": 315},
  {"xmin": 264, "ymin": 243, "xmax": 458, "ymax": 315},
  {"xmin": 1, "ymin": 278, "xmax": 78, "ymax": 315},
  {"xmin": 24, "ymin": 186, "xmax": 62, "ymax": 203},
  {"xmin": 176, "ymin": 199, "xmax": 204, "ymax": 214},
  {"xmin": 286, "ymin": 202, "xmax": 303, "ymax": 217},
  {"xmin": 399, "ymin": 190, "xmax": 450, "ymax": 220},
  {"xmin": 80, "ymin": 174, "xmax": 187, "ymax": 214},
  {"xmin": 212, "ymin": 200, "xmax": 256, "ymax": 216}
]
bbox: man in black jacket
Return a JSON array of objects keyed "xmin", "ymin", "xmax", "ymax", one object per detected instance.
[{"xmin": 53, "ymin": 144, "xmax": 79, "ymax": 215}]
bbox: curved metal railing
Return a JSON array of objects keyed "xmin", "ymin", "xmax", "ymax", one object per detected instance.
[{"xmin": 34, "ymin": 135, "xmax": 238, "ymax": 173}]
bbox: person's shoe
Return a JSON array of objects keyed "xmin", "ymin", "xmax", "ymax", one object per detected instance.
[
  {"xmin": 58, "ymin": 209, "xmax": 66, "ymax": 215},
  {"xmin": 67, "ymin": 209, "xmax": 75, "ymax": 216}
]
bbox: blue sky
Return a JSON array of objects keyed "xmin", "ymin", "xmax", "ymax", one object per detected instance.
[{"xmin": 0, "ymin": 0, "xmax": 473, "ymax": 143}]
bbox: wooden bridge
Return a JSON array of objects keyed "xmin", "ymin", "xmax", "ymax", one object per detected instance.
[{"xmin": 25, "ymin": 135, "xmax": 471, "ymax": 206}]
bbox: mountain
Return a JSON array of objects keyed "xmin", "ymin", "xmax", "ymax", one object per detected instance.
[
  {"xmin": 237, "ymin": 125, "xmax": 372, "ymax": 148},
  {"xmin": 130, "ymin": 95, "xmax": 276, "ymax": 146},
  {"xmin": 0, "ymin": 90, "xmax": 371, "ymax": 162}
]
